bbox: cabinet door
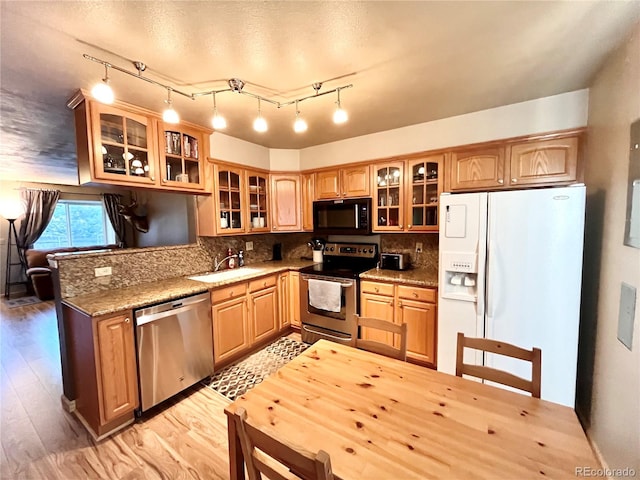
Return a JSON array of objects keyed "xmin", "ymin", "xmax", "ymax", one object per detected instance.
[
  {"xmin": 213, "ymin": 296, "xmax": 249, "ymax": 364},
  {"xmin": 301, "ymin": 173, "xmax": 315, "ymax": 231},
  {"xmin": 406, "ymin": 155, "xmax": 444, "ymax": 232},
  {"xmin": 315, "ymin": 170, "xmax": 340, "ymax": 199},
  {"xmin": 397, "ymin": 298, "xmax": 437, "ymax": 366},
  {"xmin": 271, "ymin": 174, "xmax": 302, "ymax": 231},
  {"xmin": 216, "ymin": 165, "xmax": 245, "ymax": 234},
  {"xmin": 90, "ymin": 104, "xmax": 158, "ymax": 186},
  {"xmin": 96, "ymin": 314, "xmax": 138, "ymax": 423},
  {"xmin": 360, "ymin": 291, "xmax": 395, "ymax": 347},
  {"xmin": 508, "ymin": 136, "xmax": 578, "ymax": 186},
  {"xmin": 449, "ymin": 147, "xmax": 506, "ymax": 191},
  {"xmin": 341, "ymin": 166, "xmax": 370, "ymax": 197},
  {"xmin": 372, "ymin": 163, "xmax": 405, "ymax": 231},
  {"xmin": 246, "ymin": 170, "xmax": 270, "ymax": 232},
  {"xmin": 159, "ymin": 124, "xmax": 207, "ymax": 191},
  {"xmin": 289, "ymin": 272, "xmax": 301, "ymax": 327},
  {"xmin": 278, "ymin": 272, "xmax": 290, "ymax": 329},
  {"xmin": 251, "ymin": 286, "xmax": 278, "ymax": 344}
]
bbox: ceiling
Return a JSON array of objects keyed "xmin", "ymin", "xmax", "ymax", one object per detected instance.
[{"xmin": 1, "ymin": 1, "xmax": 639, "ymax": 186}]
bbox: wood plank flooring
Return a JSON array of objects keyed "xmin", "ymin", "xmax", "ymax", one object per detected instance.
[{"xmin": 0, "ymin": 299, "xmax": 235, "ymax": 479}]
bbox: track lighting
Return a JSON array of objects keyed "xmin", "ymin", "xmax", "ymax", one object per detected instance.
[
  {"xmin": 91, "ymin": 64, "xmax": 114, "ymax": 104},
  {"xmin": 333, "ymin": 88, "xmax": 348, "ymax": 124},
  {"xmin": 162, "ymin": 88, "xmax": 179, "ymax": 124},
  {"xmin": 84, "ymin": 54, "xmax": 353, "ymax": 133},
  {"xmin": 293, "ymin": 100, "xmax": 307, "ymax": 133},
  {"xmin": 253, "ymin": 98, "xmax": 268, "ymax": 133},
  {"xmin": 211, "ymin": 92, "xmax": 226, "ymax": 129}
]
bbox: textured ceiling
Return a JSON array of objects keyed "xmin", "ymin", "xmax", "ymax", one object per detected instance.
[{"xmin": 1, "ymin": 1, "xmax": 639, "ymax": 185}]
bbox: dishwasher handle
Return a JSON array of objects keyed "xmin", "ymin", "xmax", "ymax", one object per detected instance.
[{"xmin": 135, "ymin": 294, "xmax": 210, "ymax": 327}]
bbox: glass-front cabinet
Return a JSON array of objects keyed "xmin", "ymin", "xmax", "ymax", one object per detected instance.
[
  {"xmin": 406, "ymin": 154, "xmax": 443, "ymax": 231},
  {"xmin": 216, "ymin": 165, "xmax": 244, "ymax": 234},
  {"xmin": 373, "ymin": 162, "xmax": 404, "ymax": 231},
  {"xmin": 91, "ymin": 105, "xmax": 157, "ymax": 185},
  {"xmin": 246, "ymin": 171, "xmax": 269, "ymax": 232},
  {"xmin": 159, "ymin": 124, "xmax": 206, "ymax": 191}
]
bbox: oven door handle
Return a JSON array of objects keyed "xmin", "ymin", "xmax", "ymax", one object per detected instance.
[{"xmin": 300, "ymin": 274, "xmax": 354, "ymax": 288}]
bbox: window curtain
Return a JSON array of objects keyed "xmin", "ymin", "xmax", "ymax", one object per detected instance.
[
  {"xmin": 17, "ymin": 189, "xmax": 60, "ymax": 260},
  {"xmin": 102, "ymin": 193, "xmax": 127, "ymax": 247}
]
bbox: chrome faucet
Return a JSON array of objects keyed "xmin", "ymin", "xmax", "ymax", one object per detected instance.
[{"xmin": 214, "ymin": 254, "xmax": 238, "ymax": 271}]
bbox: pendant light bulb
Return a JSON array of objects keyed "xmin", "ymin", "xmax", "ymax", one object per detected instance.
[
  {"xmin": 211, "ymin": 92, "xmax": 227, "ymax": 129},
  {"xmin": 293, "ymin": 100, "xmax": 308, "ymax": 133},
  {"xmin": 253, "ymin": 98, "xmax": 268, "ymax": 132},
  {"xmin": 91, "ymin": 65, "xmax": 114, "ymax": 104},
  {"xmin": 162, "ymin": 88, "xmax": 180, "ymax": 124},
  {"xmin": 333, "ymin": 88, "xmax": 348, "ymax": 124}
]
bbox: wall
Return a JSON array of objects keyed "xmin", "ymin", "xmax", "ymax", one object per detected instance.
[
  {"xmin": 299, "ymin": 90, "xmax": 589, "ymax": 169},
  {"xmin": 580, "ymin": 23, "xmax": 639, "ymax": 474},
  {"xmin": 210, "ymin": 131, "xmax": 270, "ymax": 169},
  {"xmin": 134, "ymin": 190, "xmax": 196, "ymax": 248},
  {"xmin": 269, "ymin": 149, "xmax": 300, "ymax": 171}
]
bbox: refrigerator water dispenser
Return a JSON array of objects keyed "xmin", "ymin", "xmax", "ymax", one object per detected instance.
[{"xmin": 441, "ymin": 252, "xmax": 478, "ymax": 301}]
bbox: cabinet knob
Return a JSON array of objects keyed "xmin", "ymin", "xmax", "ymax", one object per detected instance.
[
  {"xmin": 263, "ymin": 281, "xmax": 267, "ymax": 287},
  {"xmin": 375, "ymin": 287, "xmax": 379, "ymax": 292},
  {"xmin": 389, "ymin": 301, "xmax": 394, "ymax": 306},
  {"xmin": 412, "ymin": 292, "xmax": 418, "ymax": 297},
  {"xmin": 343, "ymin": 192, "xmax": 346, "ymax": 196},
  {"xmin": 408, "ymin": 224, "xmax": 412, "ymax": 229},
  {"xmin": 497, "ymin": 179, "xmax": 504, "ymax": 184},
  {"xmin": 511, "ymin": 178, "xmax": 518, "ymax": 183},
  {"xmin": 399, "ymin": 225, "xmax": 403, "ymax": 229},
  {"xmin": 150, "ymin": 176, "xmax": 155, "ymax": 181},
  {"xmin": 124, "ymin": 317, "xmax": 130, "ymax": 323},
  {"xmin": 229, "ymin": 291, "xmax": 234, "ymax": 296},
  {"xmin": 398, "ymin": 301, "xmax": 402, "ymax": 307}
]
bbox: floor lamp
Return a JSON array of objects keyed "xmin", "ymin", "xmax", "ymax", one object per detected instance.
[{"xmin": 1, "ymin": 198, "xmax": 26, "ymax": 299}]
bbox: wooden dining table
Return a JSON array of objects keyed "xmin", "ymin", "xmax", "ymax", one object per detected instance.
[{"xmin": 224, "ymin": 339, "xmax": 600, "ymax": 479}]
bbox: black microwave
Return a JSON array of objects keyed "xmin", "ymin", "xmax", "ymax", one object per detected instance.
[{"xmin": 313, "ymin": 198, "xmax": 372, "ymax": 235}]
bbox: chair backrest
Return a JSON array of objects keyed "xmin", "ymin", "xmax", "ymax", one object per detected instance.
[
  {"xmin": 233, "ymin": 407, "xmax": 334, "ymax": 480},
  {"xmin": 353, "ymin": 315, "xmax": 408, "ymax": 361},
  {"xmin": 455, "ymin": 332, "xmax": 542, "ymax": 398}
]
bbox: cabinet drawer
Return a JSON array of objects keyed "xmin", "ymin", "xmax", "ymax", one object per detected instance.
[
  {"xmin": 211, "ymin": 283, "xmax": 248, "ymax": 303},
  {"xmin": 360, "ymin": 281, "xmax": 394, "ymax": 296},
  {"xmin": 397, "ymin": 285, "xmax": 436, "ymax": 303},
  {"xmin": 249, "ymin": 275, "xmax": 277, "ymax": 293}
]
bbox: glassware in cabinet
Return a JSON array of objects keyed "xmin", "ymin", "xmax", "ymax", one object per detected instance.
[
  {"xmin": 374, "ymin": 163, "xmax": 404, "ymax": 230},
  {"xmin": 160, "ymin": 127, "xmax": 206, "ymax": 190},
  {"xmin": 247, "ymin": 172, "xmax": 269, "ymax": 231},
  {"xmin": 216, "ymin": 167, "xmax": 244, "ymax": 233},
  {"xmin": 407, "ymin": 155, "xmax": 443, "ymax": 231}
]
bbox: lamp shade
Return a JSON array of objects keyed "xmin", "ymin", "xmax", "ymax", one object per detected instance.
[{"xmin": 0, "ymin": 197, "xmax": 25, "ymax": 220}]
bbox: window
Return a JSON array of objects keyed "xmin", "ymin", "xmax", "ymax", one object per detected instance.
[{"xmin": 34, "ymin": 200, "xmax": 116, "ymax": 249}]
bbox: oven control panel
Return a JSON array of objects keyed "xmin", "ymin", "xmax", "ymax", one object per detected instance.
[{"xmin": 323, "ymin": 242, "xmax": 378, "ymax": 258}]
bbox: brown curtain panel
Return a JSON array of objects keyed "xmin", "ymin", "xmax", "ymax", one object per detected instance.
[
  {"xmin": 102, "ymin": 193, "xmax": 127, "ymax": 247},
  {"xmin": 17, "ymin": 189, "xmax": 60, "ymax": 253}
]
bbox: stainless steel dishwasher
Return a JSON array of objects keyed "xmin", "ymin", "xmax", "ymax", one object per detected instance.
[{"xmin": 134, "ymin": 292, "xmax": 213, "ymax": 412}]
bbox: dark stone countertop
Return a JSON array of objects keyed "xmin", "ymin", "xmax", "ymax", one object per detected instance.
[{"xmin": 359, "ymin": 267, "xmax": 439, "ymax": 288}]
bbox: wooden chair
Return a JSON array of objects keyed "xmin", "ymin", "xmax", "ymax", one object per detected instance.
[
  {"xmin": 352, "ymin": 315, "xmax": 408, "ymax": 361},
  {"xmin": 233, "ymin": 407, "xmax": 334, "ymax": 480},
  {"xmin": 455, "ymin": 332, "xmax": 542, "ymax": 398}
]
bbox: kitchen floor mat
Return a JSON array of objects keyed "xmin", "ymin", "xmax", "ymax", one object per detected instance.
[
  {"xmin": 3, "ymin": 296, "xmax": 42, "ymax": 308},
  {"xmin": 205, "ymin": 336, "xmax": 308, "ymax": 401}
]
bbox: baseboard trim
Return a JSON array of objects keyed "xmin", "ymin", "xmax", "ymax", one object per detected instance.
[
  {"xmin": 585, "ymin": 428, "xmax": 612, "ymax": 479},
  {"xmin": 60, "ymin": 394, "xmax": 76, "ymax": 413}
]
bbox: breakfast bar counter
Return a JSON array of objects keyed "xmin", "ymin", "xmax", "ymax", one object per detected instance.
[{"xmin": 225, "ymin": 340, "xmax": 599, "ymax": 480}]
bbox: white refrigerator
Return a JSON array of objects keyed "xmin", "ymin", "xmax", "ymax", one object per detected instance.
[{"xmin": 437, "ymin": 185, "xmax": 585, "ymax": 407}]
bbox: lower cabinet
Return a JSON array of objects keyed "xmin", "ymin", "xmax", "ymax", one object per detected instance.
[
  {"xmin": 64, "ymin": 305, "xmax": 138, "ymax": 439},
  {"xmin": 278, "ymin": 272, "xmax": 290, "ymax": 329},
  {"xmin": 289, "ymin": 271, "xmax": 301, "ymax": 327},
  {"xmin": 360, "ymin": 280, "xmax": 437, "ymax": 367},
  {"xmin": 212, "ymin": 273, "xmax": 287, "ymax": 367}
]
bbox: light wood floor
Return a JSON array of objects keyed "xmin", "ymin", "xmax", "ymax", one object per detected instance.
[{"xmin": 1, "ymin": 299, "xmax": 236, "ymax": 479}]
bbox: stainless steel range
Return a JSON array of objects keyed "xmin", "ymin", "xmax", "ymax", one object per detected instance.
[{"xmin": 299, "ymin": 242, "xmax": 378, "ymax": 344}]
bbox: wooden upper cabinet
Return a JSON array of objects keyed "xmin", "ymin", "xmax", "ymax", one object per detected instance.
[
  {"xmin": 406, "ymin": 154, "xmax": 444, "ymax": 232},
  {"xmin": 96, "ymin": 313, "xmax": 138, "ymax": 424},
  {"xmin": 301, "ymin": 173, "xmax": 315, "ymax": 231},
  {"xmin": 508, "ymin": 136, "xmax": 579, "ymax": 186},
  {"xmin": 158, "ymin": 123, "xmax": 208, "ymax": 191},
  {"xmin": 215, "ymin": 165, "xmax": 246, "ymax": 235},
  {"xmin": 315, "ymin": 170, "xmax": 341, "ymax": 199},
  {"xmin": 271, "ymin": 174, "xmax": 302, "ymax": 231},
  {"xmin": 341, "ymin": 166, "xmax": 370, "ymax": 197},
  {"xmin": 449, "ymin": 146, "xmax": 506, "ymax": 191},
  {"xmin": 372, "ymin": 162, "xmax": 405, "ymax": 231},
  {"xmin": 245, "ymin": 170, "xmax": 270, "ymax": 233},
  {"xmin": 315, "ymin": 166, "xmax": 370, "ymax": 199}
]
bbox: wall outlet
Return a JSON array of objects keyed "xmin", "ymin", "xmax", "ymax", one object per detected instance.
[
  {"xmin": 415, "ymin": 242, "xmax": 423, "ymax": 253},
  {"xmin": 94, "ymin": 266, "xmax": 112, "ymax": 277},
  {"xmin": 246, "ymin": 241, "xmax": 254, "ymax": 251}
]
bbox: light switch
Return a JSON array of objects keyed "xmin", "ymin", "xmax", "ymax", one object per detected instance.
[
  {"xmin": 94, "ymin": 266, "xmax": 112, "ymax": 277},
  {"xmin": 617, "ymin": 282, "xmax": 636, "ymax": 351},
  {"xmin": 246, "ymin": 241, "xmax": 254, "ymax": 251}
]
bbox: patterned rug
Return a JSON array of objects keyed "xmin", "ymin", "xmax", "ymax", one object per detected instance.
[
  {"xmin": 3, "ymin": 296, "xmax": 42, "ymax": 309},
  {"xmin": 206, "ymin": 337, "xmax": 309, "ymax": 401}
]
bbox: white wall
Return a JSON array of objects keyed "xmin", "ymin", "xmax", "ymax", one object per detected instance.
[
  {"xmin": 269, "ymin": 149, "xmax": 300, "ymax": 171},
  {"xmin": 209, "ymin": 131, "xmax": 270, "ymax": 169},
  {"xmin": 581, "ymin": 24, "xmax": 640, "ymax": 475},
  {"xmin": 299, "ymin": 90, "xmax": 589, "ymax": 169}
]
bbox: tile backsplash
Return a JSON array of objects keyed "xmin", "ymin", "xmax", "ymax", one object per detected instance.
[
  {"xmin": 198, "ymin": 233, "xmax": 316, "ymax": 264},
  {"xmin": 380, "ymin": 233, "xmax": 438, "ymax": 270}
]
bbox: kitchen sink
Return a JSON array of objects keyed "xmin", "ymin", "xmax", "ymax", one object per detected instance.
[{"xmin": 188, "ymin": 268, "xmax": 264, "ymax": 283}]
